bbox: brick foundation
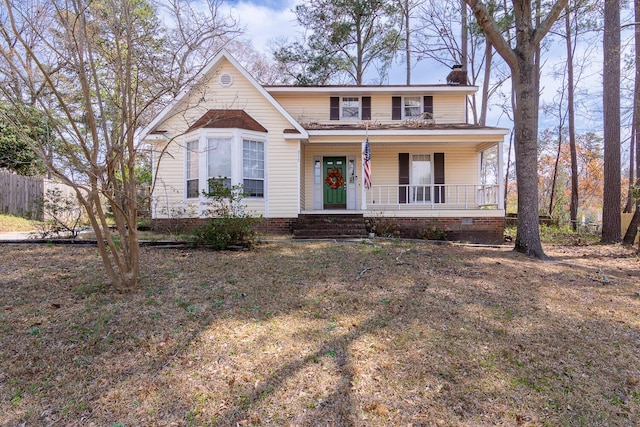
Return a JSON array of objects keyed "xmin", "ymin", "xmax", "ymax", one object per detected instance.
[
  {"xmin": 152, "ymin": 217, "xmax": 297, "ymax": 235},
  {"xmin": 389, "ymin": 217, "xmax": 504, "ymax": 244},
  {"xmin": 152, "ymin": 216, "xmax": 504, "ymax": 244}
]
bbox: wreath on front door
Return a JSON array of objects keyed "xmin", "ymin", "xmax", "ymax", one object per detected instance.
[{"xmin": 325, "ymin": 167, "xmax": 344, "ymax": 189}]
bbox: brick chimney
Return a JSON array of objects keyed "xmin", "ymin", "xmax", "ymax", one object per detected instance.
[{"xmin": 446, "ymin": 64, "xmax": 468, "ymax": 85}]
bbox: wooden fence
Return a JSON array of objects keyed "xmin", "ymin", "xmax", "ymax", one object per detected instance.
[{"xmin": 0, "ymin": 170, "xmax": 76, "ymax": 220}]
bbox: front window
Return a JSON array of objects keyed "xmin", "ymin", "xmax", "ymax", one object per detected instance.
[
  {"xmin": 184, "ymin": 131, "xmax": 266, "ymax": 201},
  {"xmin": 243, "ymin": 139, "xmax": 264, "ymax": 197},
  {"xmin": 207, "ymin": 137, "xmax": 232, "ymax": 190},
  {"xmin": 341, "ymin": 97, "xmax": 360, "ymax": 119},
  {"xmin": 404, "ymin": 96, "xmax": 422, "ymax": 118},
  {"xmin": 186, "ymin": 140, "xmax": 199, "ymax": 198},
  {"xmin": 411, "ymin": 154, "xmax": 432, "ymax": 202}
]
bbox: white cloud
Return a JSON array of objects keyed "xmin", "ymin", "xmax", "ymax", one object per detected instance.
[{"xmin": 229, "ymin": 0, "xmax": 301, "ymax": 52}]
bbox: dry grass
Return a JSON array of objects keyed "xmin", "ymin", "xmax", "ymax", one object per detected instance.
[
  {"xmin": 1, "ymin": 240, "xmax": 639, "ymax": 426},
  {"xmin": 0, "ymin": 214, "xmax": 42, "ymax": 233}
]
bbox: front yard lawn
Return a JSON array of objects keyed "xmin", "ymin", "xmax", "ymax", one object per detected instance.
[{"xmin": 1, "ymin": 240, "xmax": 639, "ymax": 426}]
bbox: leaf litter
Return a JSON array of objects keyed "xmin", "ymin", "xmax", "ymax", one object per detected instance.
[{"xmin": 0, "ymin": 240, "xmax": 639, "ymax": 426}]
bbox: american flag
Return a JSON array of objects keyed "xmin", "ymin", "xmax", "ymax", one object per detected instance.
[{"xmin": 363, "ymin": 137, "xmax": 371, "ymax": 189}]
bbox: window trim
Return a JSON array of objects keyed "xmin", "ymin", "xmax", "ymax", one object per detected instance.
[
  {"xmin": 403, "ymin": 96, "xmax": 423, "ymax": 119},
  {"xmin": 242, "ymin": 138, "xmax": 265, "ymax": 198},
  {"xmin": 340, "ymin": 96, "xmax": 361, "ymax": 120},
  {"xmin": 409, "ymin": 153, "xmax": 433, "ymax": 203},
  {"xmin": 182, "ymin": 128, "xmax": 267, "ymax": 203},
  {"xmin": 185, "ymin": 139, "xmax": 200, "ymax": 199},
  {"xmin": 206, "ymin": 136, "xmax": 233, "ymax": 192}
]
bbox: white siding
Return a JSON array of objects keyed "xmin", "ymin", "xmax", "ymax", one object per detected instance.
[
  {"xmin": 151, "ymin": 58, "xmax": 299, "ymax": 219},
  {"xmin": 272, "ymin": 93, "xmax": 468, "ymax": 124},
  {"xmin": 301, "ymin": 143, "xmax": 479, "ymax": 210}
]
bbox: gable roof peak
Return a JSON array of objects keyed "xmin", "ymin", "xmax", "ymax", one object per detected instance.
[{"xmin": 139, "ymin": 48, "xmax": 308, "ymax": 141}]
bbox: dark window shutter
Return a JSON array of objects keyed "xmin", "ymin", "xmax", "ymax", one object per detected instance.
[
  {"xmin": 399, "ymin": 153, "xmax": 409, "ymax": 204},
  {"xmin": 330, "ymin": 97, "xmax": 339, "ymax": 120},
  {"xmin": 362, "ymin": 96, "xmax": 371, "ymax": 120},
  {"xmin": 424, "ymin": 96, "xmax": 434, "ymax": 119},
  {"xmin": 434, "ymin": 152, "xmax": 445, "ymax": 203},
  {"xmin": 392, "ymin": 96, "xmax": 401, "ymax": 120}
]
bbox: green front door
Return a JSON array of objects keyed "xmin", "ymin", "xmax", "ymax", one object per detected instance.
[{"xmin": 323, "ymin": 157, "xmax": 347, "ymax": 209}]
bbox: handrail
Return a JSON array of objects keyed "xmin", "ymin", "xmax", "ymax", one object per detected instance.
[{"xmin": 364, "ymin": 184, "xmax": 500, "ymax": 209}]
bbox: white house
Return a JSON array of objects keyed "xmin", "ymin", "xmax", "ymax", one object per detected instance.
[{"xmin": 140, "ymin": 49, "xmax": 509, "ymax": 243}]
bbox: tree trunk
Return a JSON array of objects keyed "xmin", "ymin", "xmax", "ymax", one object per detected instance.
[
  {"xmin": 479, "ymin": 38, "xmax": 492, "ymax": 126},
  {"xmin": 566, "ymin": 4, "xmax": 579, "ymax": 231},
  {"xmin": 623, "ymin": 0, "xmax": 640, "ymax": 245},
  {"xmin": 623, "ymin": 206, "xmax": 640, "ymax": 245},
  {"xmin": 513, "ymin": 57, "xmax": 547, "ymax": 258},
  {"xmin": 549, "ymin": 123, "xmax": 563, "ymax": 217},
  {"xmin": 406, "ymin": 0, "xmax": 411, "ymax": 84},
  {"xmin": 602, "ymin": 0, "xmax": 621, "ymax": 243},
  {"xmin": 464, "ymin": 0, "xmax": 567, "ymax": 259},
  {"xmin": 626, "ymin": 122, "xmax": 636, "ymax": 214}
]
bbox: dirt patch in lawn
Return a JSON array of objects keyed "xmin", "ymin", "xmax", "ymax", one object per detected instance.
[{"xmin": 1, "ymin": 240, "xmax": 639, "ymax": 426}]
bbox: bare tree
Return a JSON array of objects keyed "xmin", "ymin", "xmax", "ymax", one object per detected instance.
[
  {"xmin": 0, "ymin": 0, "xmax": 241, "ymax": 292},
  {"xmin": 414, "ymin": 0, "xmax": 512, "ymax": 125},
  {"xmin": 394, "ymin": 0, "xmax": 422, "ymax": 84},
  {"xmin": 464, "ymin": 0, "xmax": 568, "ymax": 259}
]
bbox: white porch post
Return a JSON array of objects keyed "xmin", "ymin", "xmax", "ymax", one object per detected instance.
[
  {"xmin": 361, "ymin": 141, "xmax": 367, "ymax": 210},
  {"xmin": 498, "ymin": 139, "xmax": 505, "ymax": 210}
]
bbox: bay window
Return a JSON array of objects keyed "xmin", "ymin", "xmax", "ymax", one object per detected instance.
[
  {"xmin": 207, "ymin": 137, "xmax": 232, "ymax": 189},
  {"xmin": 184, "ymin": 131, "xmax": 266, "ymax": 202},
  {"xmin": 243, "ymin": 139, "xmax": 264, "ymax": 197},
  {"xmin": 186, "ymin": 140, "xmax": 199, "ymax": 199}
]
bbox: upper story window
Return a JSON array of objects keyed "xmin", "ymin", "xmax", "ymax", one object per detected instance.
[
  {"xmin": 393, "ymin": 95, "xmax": 433, "ymax": 120},
  {"xmin": 341, "ymin": 97, "xmax": 360, "ymax": 119},
  {"xmin": 404, "ymin": 96, "xmax": 422, "ymax": 118},
  {"xmin": 330, "ymin": 96, "xmax": 371, "ymax": 120}
]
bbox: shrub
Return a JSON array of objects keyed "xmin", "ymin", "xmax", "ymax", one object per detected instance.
[
  {"xmin": 191, "ymin": 179, "xmax": 260, "ymax": 250},
  {"xmin": 365, "ymin": 213, "xmax": 399, "ymax": 237},
  {"xmin": 35, "ymin": 187, "xmax": 84, "ymax": 238},
  {"xmin": 417, "ymin": 221, "xmax": 447, "ymax": 241}
]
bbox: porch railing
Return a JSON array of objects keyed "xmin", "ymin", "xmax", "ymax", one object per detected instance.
[{"xmin": 364, "ymin": 184, "xmax": 500, "ymax": 209}]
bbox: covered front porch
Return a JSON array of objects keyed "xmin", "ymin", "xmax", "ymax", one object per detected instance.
[{"xmin": 300, "ymin": 139, "xmax": 505, "ymax": 214}]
